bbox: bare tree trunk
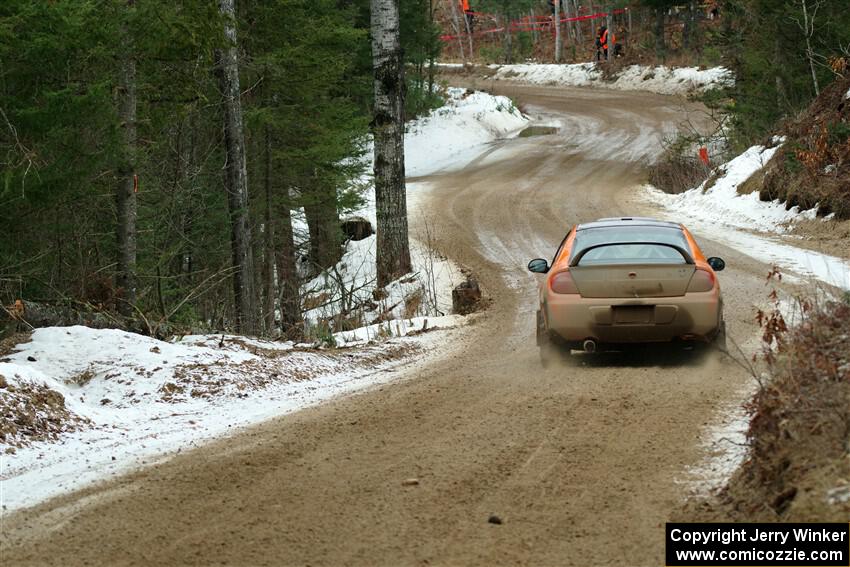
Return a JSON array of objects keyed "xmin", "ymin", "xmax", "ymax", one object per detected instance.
[
  {"xmin": 428, "ymin": 0, "xmax": 436, "ymax": 96},
  {"xmin": 371, "ymin": 0, "xmax": 412, "ymax": 288},
  {"xmin": 530, "ymin": 10, "xmax": 538, "ymax": 45},
  {"xmin": 276, "ymin": 194, "xmax": 301, "ymax": 338},
  {"xmin": 799, "ymin": 0, "xmax": 821, "ymax": 96},
  {"xmin": 654, "ymin": 7, "xmax": 666, "ymax": 60},
  {"xmin": 180, "ymin": 114, "xmax": 197, "ymax": 282},
  {"xmin": 116, "ymin": 0, "xmax": 138, "ymax": 317},
  {"xmin": 215, "ymin": 0, "xmax": 258, "ymax": 335},
  {"xmin": 448, "ymin": 0, "xmax": 466, "ymax": 63},
  {"xmin": 571, "ymin": 0, "xmax": 583, "ymax": 49},
  {"xmin": 774, "ymin": 33, "xmax": 789, "ymax": 110},
  {"xmin": 503, "ymin": 18, "xmax": 514, "ymax": 63},
  {"xmin": 262, "ymin": 126, "xmax": 275, "ymax": 333},
  {"xmin": 554, "ymin": 0, "xmax": 562, "ymax": 62},
  {"xmin": 463, "ymin": 5, "xmax": 474, "ymax": 59},
  {"xmin": 682, "ymin": 1, "xmax": 695, "ymax": 51},
  {"xmin": 428, "ymin": 0, "xmax": 436, "ymax": 94},
  {"xmin": 304, "ymin": 179, "xmax": 341, "ymax": 270}
]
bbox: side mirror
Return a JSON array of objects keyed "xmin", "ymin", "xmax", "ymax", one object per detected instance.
[
  {"xmin": 707, "ymin": 257, "xmax": 725, "ymax": 272},
  {"xmin": 527, "ymin": 258, "xmax": 549, "ymax": 273}
]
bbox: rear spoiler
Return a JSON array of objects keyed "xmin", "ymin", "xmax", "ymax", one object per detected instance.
[{"xmin": 569, "ymin": 241, "xmax": 695, "ymax": 267}]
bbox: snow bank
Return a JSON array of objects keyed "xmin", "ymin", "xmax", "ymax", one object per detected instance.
[
  {"xmin": 492, "ymin": 63, "xmax": 734, "ymax": 95},
  {"xmin": 0, "ymin": 324, "xmax": 463, "ymax": 510},
  {"xmin": 647, "ymin": 143, "xmax": 816, "ymax": 234},
  {"xmin": 645, "ymin": 144, "xmax": 850, "ymax": 290},
  {"xmin": 405, "ymin": 87, "xmax": 528, "ymax": 176}
]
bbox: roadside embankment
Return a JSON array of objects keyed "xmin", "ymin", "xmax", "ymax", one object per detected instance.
[{"xmin": 682, "ymin": 297, "xmax": 850, "ymax": 522}]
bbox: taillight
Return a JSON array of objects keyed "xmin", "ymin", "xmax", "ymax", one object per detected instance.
[
  {"xmin": 687, "ymin": 269, "xmax": 716, "ymax": 293},
  {"xmin": 550, "ymin": 271, "xmax": 579, "ymax": 294}
]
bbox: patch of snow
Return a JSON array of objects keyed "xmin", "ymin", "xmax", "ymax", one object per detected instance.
[
  {"xmin": 827, "ymin": 484, "xmax": 850, "ymax": 505},
  {"xmin": 0, "ymin": 322, "xmax": 466, "ymax": 511},
  {"xmin": 333, "ymin": 315, "xmax": 465, "ymax": 347},
  {"xmin": 496, "ymin": 62, "xmax": 601, "ymax": 87},
  {"xmin": 679, "ymin": 381, "xmax": 753, "ymax": 496},
  {"xmin": 302, "ymin": 233, "xmax": 463, "ymax": 329},
  {"xmin": 703, "ymin": 225, "xmax": 850, "ymax": 289},
  {"xmin": 405, "ymin": 87, "xmax": 528, "ymax": 177},
  {"xmin": 845, "ymin": 87, "xmax": 850, "ymax": 100},
  {"xmin": 491, "ymin": 63, "xmax": 734, "ymax": 95}
]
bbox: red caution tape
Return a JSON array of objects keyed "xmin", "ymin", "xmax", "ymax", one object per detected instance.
[{"xmin": 440, "ymin": 9, "xmax": 627, "ymax": 42}]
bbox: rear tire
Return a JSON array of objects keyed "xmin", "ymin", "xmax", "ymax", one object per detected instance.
[{"xmin": 537, "ymin": 310, "xmax": 558, "ymax": 367}]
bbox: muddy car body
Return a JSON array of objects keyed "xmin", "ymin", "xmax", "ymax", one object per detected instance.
[{"xmin": 528, "ymin": 218, "xmax": 726, "ymax": 358}]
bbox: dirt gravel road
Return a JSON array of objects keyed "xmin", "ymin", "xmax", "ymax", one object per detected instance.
[{"xmin": 3, "ymin": 85, "xmax": 777, "ymax": 566}]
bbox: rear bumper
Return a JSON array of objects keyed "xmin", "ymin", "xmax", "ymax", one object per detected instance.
[{"xmin": 544, "ymin": 290, "xmax": 722, "ymax": 344}]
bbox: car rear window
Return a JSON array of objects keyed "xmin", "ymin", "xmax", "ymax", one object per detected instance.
[{"xmin": 571, "ymin": 226, "xmax": 690, "ymax": 265}]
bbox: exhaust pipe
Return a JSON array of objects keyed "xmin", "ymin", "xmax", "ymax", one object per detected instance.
[{"xmin": 582, "ymin": 339, "xmax": 597, "ymax": 353}]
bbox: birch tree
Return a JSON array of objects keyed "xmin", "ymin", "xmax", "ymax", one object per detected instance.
[
  {"xmin": 554, "ymin": 0, "xmax": 562, "ymax": 62},
  {"xmin": 795, "ymin": 0, "xmax": 821, "ymax": 96},
  {"xmin": 215, "ymin": 0, "xmax": 258, "ymax": 334},
  {"xmin": 371, "ymin": 0, "xmax": 412, "ymax": 288}
]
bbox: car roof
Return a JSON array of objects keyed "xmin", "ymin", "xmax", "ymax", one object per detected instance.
[{"xmin": 576, "ymin": 217, "xmax": 682, "ymax": 231}]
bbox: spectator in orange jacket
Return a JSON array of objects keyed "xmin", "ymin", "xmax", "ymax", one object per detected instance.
[
  {"xmin": 460, "ymin": 0, "xmax": 474, "ymax": 31},
  {"xmin": 596, "ymin": 26, "xmax": 616, "ymax": 60}
]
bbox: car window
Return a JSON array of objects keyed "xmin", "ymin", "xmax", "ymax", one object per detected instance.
[
  {"xmin": 571, "ymin": 226, "xmax": 689, "ymax": 265},
  {"xmin": 576, "ymin": 243, "xmax": 688, "ymax": 265}
]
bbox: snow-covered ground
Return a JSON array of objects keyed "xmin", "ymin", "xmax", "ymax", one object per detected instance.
[
  {"xmin": 0, "ymin": 324, "xmax": 462, "ymax": 511},
  {"xmin": 644, "ymin": 143, "xmax": 850, "ymax": 290},
  {"xmin": 490, "ymin": 63, "xmax": 734, "ymax": 96},
  {"xmin": 678, "ymin": 380, "xmax": 754, "ymax": 497},
  {"xmin": 1, "ymin": 86, "xmax": 526, "ymax": 512}
]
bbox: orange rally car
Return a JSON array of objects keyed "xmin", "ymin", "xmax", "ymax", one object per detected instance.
[{"xmin": 528, "ymin": 217, "xmax": 727, "ymax": 362}]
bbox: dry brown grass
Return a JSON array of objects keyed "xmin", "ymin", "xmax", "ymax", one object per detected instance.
[
  {"xmin": 684, "ymin": 297, "xmax": 850, "ymax": 522},
  {"xmin": 403, "ymin": 289, "xmax": 424, "ymax": 319},
  {"xmin": 648, "ymin": 151, "xmax": 711, "ymax": 194}
]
